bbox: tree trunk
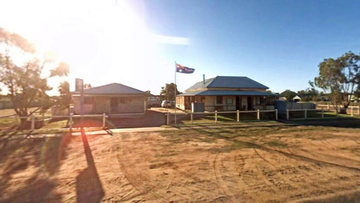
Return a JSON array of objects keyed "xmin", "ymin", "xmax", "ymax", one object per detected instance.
[
  {"xmin": 340, "ymin": 107, "xmax": 347, "ymax": 114},
  {"xmin": 19, "ymin": 117, "xmax": 28, "ymax": 129}
]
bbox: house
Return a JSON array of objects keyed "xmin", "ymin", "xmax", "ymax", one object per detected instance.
[
  {"xmin": 176, "ymin": 76, "xmax": 275, "ymax": 112},
  {"xmin": 72, "ymin": 83, "xmax": 148, "ymax": 117},
  {"xmin": 293, "ymin": 95, "xmax": 301, "ymax": 102}
]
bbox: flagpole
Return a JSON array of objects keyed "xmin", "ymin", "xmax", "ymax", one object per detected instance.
[{"xmin": 174, "ymin": 61, "xmax": 177, "ymax": 125}]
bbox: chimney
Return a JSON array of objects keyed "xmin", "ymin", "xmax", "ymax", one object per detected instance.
[{"xmin": 203, "ymin": 74, "xmax": 205, "ymax": 84}]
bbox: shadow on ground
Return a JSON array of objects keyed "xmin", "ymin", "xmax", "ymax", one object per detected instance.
[
  {"xmin": 0, "ymin": 133, "xmax": 72, "ymax": 203},
  {"xmin": 278, "ymin": 117, "xmax": 360, "ymax": 129},
  {"xmin": 108, "ymin": 110, "xmax": 167, "ymax": 128},
  {"xmin": 76, "ymin": 128, "xmax": 104, "ymax": 203}
]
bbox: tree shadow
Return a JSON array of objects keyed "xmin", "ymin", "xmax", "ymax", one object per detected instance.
[
  {"xmin": 278, "ymin": 117, "xmax": 360, "ymax": 129},
  {"xmin": 76, "ymin": 127, "xmax": 104, "ymax": 203},
  {"xmin": 0, "ymin": 133, "xmax": 72, "ymax": 203}
]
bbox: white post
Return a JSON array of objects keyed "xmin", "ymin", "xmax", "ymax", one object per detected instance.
[
  {"xmin": 167, "ymin": 112, "xmax": 170, "ymax": 125},
  {"xmin": 286, "ymin": 109, "xmax": 289, "ymax": 120},
  {"xmin": 275, "ymin": 109, "xmax": 278, "ymax": 121},
  {"xmin": 191, "ymin": 113, "xmax": 193, "ymax": 124},
  {"xmin": 237, "ymin": 110, "xmax": 239, "ymax": 122},
  {"xmin": 257, "ymin": 109, "xmax": 260, "ymax": 120},
  {"xmin": 327, "ymin": 104, "xmax": 330, "ymax": 110},
  {"xmin": 31, "ymin": 115, "xmax": 35, "ymax": 131},
  {"xmin": 102, "ymin": 113, "xmax": 106, "ymax": 128},
  {"xmin": 69, "ymin": 113, "xmax": 73, "ymax": 131},
  {"xmin": 321, "ymin": 108, "xmax": 324, "ymax": 118},
  {"xmin": 304, "ymin": 109, "xmax": 307, "ymax": 119},
  {"xmin": 215, "ymin": 110, "xmax": 218, "ymax": 123},
  {"xmin": 351, "ymin": 107, "xmax": 354, "ymax": 117}
]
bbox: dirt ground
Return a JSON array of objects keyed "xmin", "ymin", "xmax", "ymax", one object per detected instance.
[{"xmin": 1, "ymin": 123, "xmax": 360, "ymax": 203}]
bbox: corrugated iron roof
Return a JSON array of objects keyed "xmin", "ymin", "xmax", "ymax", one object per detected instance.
[
  {"xmin": 73, "ymin": 83, "xmax": 145, "ymax": 95},
  {"xmin": 186, "ymin": 76, "xmax": 268, "ymax": 91},
  {"xmin": 179, "ymin": 90, "xmax": 274, "ymax": 96}
]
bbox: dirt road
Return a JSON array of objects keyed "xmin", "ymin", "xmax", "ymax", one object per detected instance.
[{"xmin": 1, "ymin": 124, "xmax": 360, "ymax": 202}]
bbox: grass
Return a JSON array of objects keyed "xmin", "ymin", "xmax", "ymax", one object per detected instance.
[
  {"xmin": 0, "ymin": 116, "xmax": 17, "ymax": 125},
  {"xmin": 0, "ymin": 116, "xmax": 116, "ymax": 137}
]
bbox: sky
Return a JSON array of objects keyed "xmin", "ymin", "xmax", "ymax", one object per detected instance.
[{"xmin": 1, "ymin": 0, "xmax": 360, "ymax": 95}]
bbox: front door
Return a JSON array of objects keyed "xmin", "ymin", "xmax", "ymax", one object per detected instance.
[{"xmin": 247, "ymin": 96, "xmax": 252, "ymax": 110}]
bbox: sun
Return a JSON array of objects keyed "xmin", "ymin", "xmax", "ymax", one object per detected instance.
[{"xmin": 0, "ymin": 0, "xmax": 155, "ymax": 94}]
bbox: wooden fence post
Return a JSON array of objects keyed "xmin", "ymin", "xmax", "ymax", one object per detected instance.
[
  {"xmin": 69, "ymin": 113, "xmax": 73, "ymax": 131},
  {"xmin": 257, "ymin": 109, "xmax": 260, "ymax": 120},
  {"xmin": 351, "ymin": 107, "xmax": 354, "ymax": 117},
  {"xmin": 167, "ymin": 112, "xmax": 170, "ymax": 125},
  {"xmin": 31, "ymin": 115, "xmax": 35, "ymax": 131},
  {"xmin": 237, "ymin": 110, "xmax": 239, "ymax": 122},
  {"xmin": 102, "ymin": 113, "xmax": 106, "ymax": 128},
  {"xmin": 304, "ymin": 109, "xmax": 307, "ymax": 119},
  {"xmin": 275, "ymin": 109, "xmax": 278, "ymax": 121},
  {"xmin": 215, "ymin": 110, "xmax": 218, "ymax": 123},
  {"xmin": 286, "ymin": 109, "xmax": 289, "ymax": 120},
  {"xmin": 321, "ymin": 108, "xmax": 324, "ymax": 118},
  {"xmin": 191, "ymin": 113, "xmax": 193, "ymax": 124}
]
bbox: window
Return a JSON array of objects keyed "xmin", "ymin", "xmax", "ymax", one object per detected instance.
[
  {"xmin": 259, "ymin": 97, "xmax": 265, "ymax": 105},
  {"xmin": 256, "ymin": 97, "xmax": 261, "ymax": 105},
  {"xmin": 216, "ymin": 96, "xmax": 223, "ymax": 104},
  {"xmin": 227, "ymin": 98, "xmax": 233, "ymax": 104},
  {"xmin": 119, "ymin": 97, "xmax": 131, "ymax": 104},
  {"xmin": 84, "ymin": 97, "xmax": 94, "ymax": 104}
]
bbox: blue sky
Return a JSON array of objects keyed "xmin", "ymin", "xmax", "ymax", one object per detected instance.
[
  {"xmin": 1, "ymin": 0, "xmax": 360, "ymax": 95},
  {"xmin": 133, "ymin": 0, "xmax": 360, "ymax": 94}
]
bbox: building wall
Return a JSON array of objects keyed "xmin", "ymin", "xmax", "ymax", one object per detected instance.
[
  {"xmin": 177, "ymin": 95, "xmax": 275, "ymax": 112},
  {"xmin": 73, "ymin": 95, "xmax": 145, "ymax": 114},
  {"xmin": 176, "ymin": 96, "xmax": 185, "ymax": 110},
  {"xmin": 112, "ymin": 96, "xmax": 144, "ymax": 113}
]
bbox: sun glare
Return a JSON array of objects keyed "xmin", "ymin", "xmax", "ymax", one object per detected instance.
[{"xmin": 0, "ymin": 0, "xmax": 157, "ymax": 94}]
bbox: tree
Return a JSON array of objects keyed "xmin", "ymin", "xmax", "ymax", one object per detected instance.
[
  {"xmin": 57, "ymin": 81, "xmax": 71, "ymax": 109},
  {"xmin": 314, "ymin": 51, "xmax": 360, "ymax": 113},
  {"xmin": 297, "ymin": 82, "xmax": 320, "ymax": 101},
  {"xmin": 160, "ymin": 83, "xmax": 181, "ymax": 101},
  {"xmin": 280, "ymin": 89, "xmax": 297, "ymax": 101},
  {"xmin": 0, "ymin": 28, "xmax": 69, "ymax": 125},
  {"xmin": 84, "ymin": 83, "xmax": 92, "ymax": 89}
]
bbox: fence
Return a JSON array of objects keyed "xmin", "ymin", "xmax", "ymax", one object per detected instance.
[
  {"xmin": 316, "ymin": 104, "xmax": 360, "ymax": 116},
  {"xmin": 166, "ymin": 109, "xmax": 278, "ymax": 125},
  {"xmin": 1, "ymin": 113, "xmax": 109, "ymax": 131}
]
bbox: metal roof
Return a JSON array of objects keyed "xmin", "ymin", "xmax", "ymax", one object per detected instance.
[
  {"xmin": 73, "ymin": 83, "xmax": 146, "ymax": 95},
  {"xmin": 179, "ymin": 90, "xmax": 274, "ymax": 96},
  {"xmin": 186, "ymin": 76, "xmax": 268, "ymax": 91}
]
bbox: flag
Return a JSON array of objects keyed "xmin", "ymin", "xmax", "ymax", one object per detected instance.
[{"xmin": 176, "ymin": 63, "xmax": 195, "ymax": 74}]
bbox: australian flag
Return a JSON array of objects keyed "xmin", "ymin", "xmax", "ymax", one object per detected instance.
[{"xmin": 176, "ymin": 63, "xmax": 195, "ymax": 74}]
